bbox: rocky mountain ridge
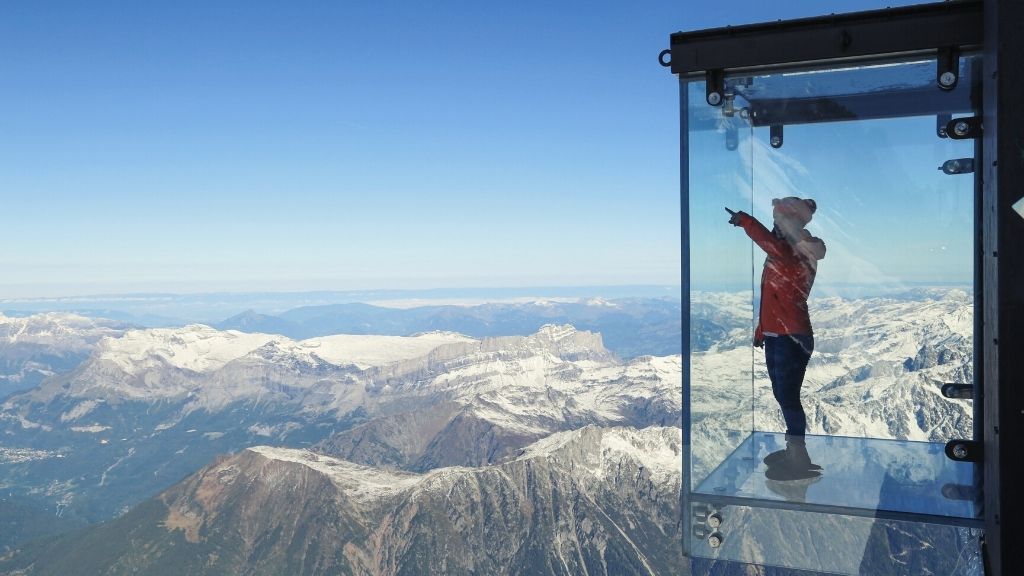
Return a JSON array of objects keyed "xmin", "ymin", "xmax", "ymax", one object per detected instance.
[{"xmin": 0, "ymin": 426, "xmax": 683, "ymax": 576}]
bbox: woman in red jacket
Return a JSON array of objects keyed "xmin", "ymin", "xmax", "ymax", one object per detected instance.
[{"xmin": 728, "ymin": 197, "xmax": 825, "ymax": 480}]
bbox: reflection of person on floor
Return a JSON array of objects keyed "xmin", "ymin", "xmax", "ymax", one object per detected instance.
[
  {"xmin": 765, "ymin": 475, "xmax": 821, "ymax": 502},
  {"xmin": 728, "ymin": 197, "xmax": 826, "ymax": 481}
]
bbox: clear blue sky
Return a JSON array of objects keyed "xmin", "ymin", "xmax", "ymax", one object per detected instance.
[{"xmin": 0, "ymin": 0, "xmax": 931, "ymax": 298}]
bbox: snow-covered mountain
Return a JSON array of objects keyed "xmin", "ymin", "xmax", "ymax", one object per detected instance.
[
  {"xmin": 690, "ymin": 288, "xmax": 973, "ymax": 480},
  {"xmin": 0, "ymin": 288, "xmax": 975, "ymax": 569},
  {"xmin": 0, "ymin": 426, "xmax": 684, "ymax": 576},
  {"xmin": 0, "ymin": 423, "xmax": 971, "ymax": 576},
  {"xmin": 0, "ymin": 313, "xmax": 131, "ymax": 397},
  {"xmin": 0, "ymin": 323, "xmax": 681, "ymax": 550},
  {"xmin": 216, "ymin": 296, "xmax": 683, "ymax": 359}
]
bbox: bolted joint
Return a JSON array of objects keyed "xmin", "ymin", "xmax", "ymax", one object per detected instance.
[
  {"xmin": 705, "ymin": 69, "xmax": 725, "ymax": 107},
  {"xmin": 936, "ymin": 46, "xmax": 960, "ymax": 91},
  {"xmin": 945, "ymin": 116, "xmax": 982, "ymax": 140},
  {"xmin": 945, "ymin": 439, "xmax": 982, "ymax": 463}
]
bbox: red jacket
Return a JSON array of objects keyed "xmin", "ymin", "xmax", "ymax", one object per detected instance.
[{"xmin": 737, "ymin": 213, "xmax": 826, "ymax": 344}]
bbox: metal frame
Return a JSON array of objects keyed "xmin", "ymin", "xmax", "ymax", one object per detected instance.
[
  {"xmin": 668, "ymin": 1, "xmax": 983, "ymax": 77},
  {"xmin": 667, "ymin": 1, "xmax": 1024, "ymax": 573},
  {"xmin": 981, "ymin": 2, "xmax": 1024, "ymax": 574}
]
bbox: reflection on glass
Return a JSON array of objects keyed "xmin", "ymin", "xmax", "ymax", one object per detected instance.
[
  {"xmin": 695, "ymin": 432, "xmax": 974, "ymax": 519},
  {"xmin": 690, "ymin": 504, "xmax": 982, "ymax": 576},
  {"xmin": 688, "ymin": 79, "xmax": 756, "ymax": 492},
  {"xmin": 684, "ymin": 56, "xmax": 982, "ymax": 574}
]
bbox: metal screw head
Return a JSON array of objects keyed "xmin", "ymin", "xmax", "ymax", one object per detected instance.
[
  {"xmin": 939, "ymin": 71, "xmax": 957, "ymax": 88},
  {"xmin": 708, "ymin": 533, "xmax": 724, "ymax": 548},
  {"xmin": 953, "ymin": 120, "xmax": 970, "ymax": 137},
  {"xmin": 707, "ymin": 91, "xmax": 722, "ymax": 106},
  {"xmin": 952, "ymin": 444, "xmax": 968, "ymax": 459},
  {"xmin": 738, "ymin": 107, "xmax": 750, "ymax": 120},
  {"xmin": 770, "ymin": 136, "xmax": 782, "ymax": 148},
  {"xmin": 707, "ymin": 513, "xmax": 723, "ymax": 529}
]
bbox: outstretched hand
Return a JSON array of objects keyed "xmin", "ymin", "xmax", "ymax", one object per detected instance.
[{"xmin": 725, "ymin": 207, "xmax": 746, "ymax": 226}]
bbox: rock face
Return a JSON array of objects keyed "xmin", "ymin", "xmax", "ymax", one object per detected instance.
[{"xmin": 0, "ymin": 426, "xmax": 683, "ymax": 576}]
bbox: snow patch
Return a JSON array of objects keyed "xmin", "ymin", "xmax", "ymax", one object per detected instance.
[
  {"xmin": 248, "ymin": 446, "xmax": 422, "ymax": 502},
  {"xmin": 70, "ymin": 424, "xmax": 111, "ymax": 433}
]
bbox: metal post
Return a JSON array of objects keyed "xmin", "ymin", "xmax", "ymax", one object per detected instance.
[{"xmin": 981, "ymin": 0, "xmax": 1024, "ymax": 573}]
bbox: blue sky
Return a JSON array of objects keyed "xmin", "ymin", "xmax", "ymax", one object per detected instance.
[{"xmin": 0, "ymin": 0, "xmax": 933, "ymax": 298}]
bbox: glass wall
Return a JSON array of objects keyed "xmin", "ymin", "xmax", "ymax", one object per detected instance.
[
  {"xmin": 686, "ymin": 79, "xmax": 755, "ymax": 491},
  {"xmin": 684, "ymin": 55, "xmax": 981, "ymax": 575}
]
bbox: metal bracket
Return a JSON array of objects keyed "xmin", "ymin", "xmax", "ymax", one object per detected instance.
[
  {"xmin": 937, "ymin": 46, "xmax": 961, "ymax": 90},
  {"xmin": 945, "ymin": 116, "xmax": 983, "ymax": 139},
  {"xmin": 706, "ymin": 69, "xmax": 725, "ymax": 106},
  {"xmin": 945, "ymin": 439, "xmax": 982, "ymax": 463},
  {"xmin": 940, "ymin": 158, "xmax": 975, "ymax": 175},
  {"xmin": 942, "ymin": 383, "xmax": 975, "ymax": 399},
  {"xmin": 658, "ymin": 49, "xmax": 672, "ymax": 68}
]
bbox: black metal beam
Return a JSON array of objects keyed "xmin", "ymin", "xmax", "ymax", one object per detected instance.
[
  {"xmin": 668, "ymin": 1, "xmax": 983, "ymax": 76},
  {"xmin": 981, "ymin": 1, "xmax": 1024, "ymax": 574},
  {"xmin": 745, "ymin": 86, "xmax": 973, "ymax": 127},
  {"xmin": 679, "ymin": 77, "xmax": 694, "ymax": 562}
]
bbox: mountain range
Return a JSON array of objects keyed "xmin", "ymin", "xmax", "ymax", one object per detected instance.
[
  {"xmin": 215, "ymin": 297, "xmax": 683, "ymax": 360},
  {"xmin": 0, "ymin": 287, "xmax": 977, "ymax": 574},
  {"xmin": 0, "ymin": 313, "xmax": 131, "ymax": 398},
  {"xmin": 0, "ymin": 323, "xmax": 680, "ymax": 553},
  {"xmin": 0, "ymin": 426, "xmax": 683, "ymax": 576}
]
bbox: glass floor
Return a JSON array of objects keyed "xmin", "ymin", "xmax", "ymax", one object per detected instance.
[{"xmin": 693, "ymin": 432, "xmax": 981, "ymax": 526}]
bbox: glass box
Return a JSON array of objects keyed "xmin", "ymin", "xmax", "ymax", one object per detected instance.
[{"xmin": 682, "ymin": 55, "xmax": 983, "ymax": 575}]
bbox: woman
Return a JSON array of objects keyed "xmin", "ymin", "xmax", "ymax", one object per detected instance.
[{"xmin": 728, "ymin": 197, "xmax": 825, "ymax": 480}]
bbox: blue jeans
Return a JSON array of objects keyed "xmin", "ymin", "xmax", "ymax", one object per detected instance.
[{"xmin": 765, "ymin": 334, "xmax": 814, "ymax": 436}]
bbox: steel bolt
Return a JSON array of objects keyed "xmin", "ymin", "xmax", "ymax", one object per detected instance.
[
  {"xmin": 953, "ymin": 120, "xmax": 970, "ymax": 137},
  {"xmin": 939, "ymin": 71, "xmax": 957, "ymax": 88},
  {"xmin": 707, "ymin": 91, "xmax": 722, "ymax": 106},
  {"xmin": 707, "ymin": 513, "xmax": 723, "ymax": 529},
  {"xmin": 952, "ymin": 444, "xmax": 968, "ymax": 459},
  {"xmin": 770, "ymin": 136, "xmax": 782, "ymax": 148},
  {"xmin": 708, "ymin": 533, "xmax": 724, "ymax": 548}
]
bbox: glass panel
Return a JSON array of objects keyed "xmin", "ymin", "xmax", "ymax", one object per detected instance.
[
  {"xmin": 749, "ymin": 125, "xmax": 975, "ymax": 442},
  {"xmin": 686, "ymin": 79, "xmax": 755, "ymax": 492},
  {"xmin": 746, "ymin": 59, "xmax": 976, "ymax": 445},
  {"xmin": 688, "ymin": 502, "xmax": 983, "ymax": 575},
  {"xmin": 684, "ymin": 55, "xmax": 982, "ymax": 574},
  {"xmin": 695, "ymin": 432, "xmax": 974, "ymax": 520}
]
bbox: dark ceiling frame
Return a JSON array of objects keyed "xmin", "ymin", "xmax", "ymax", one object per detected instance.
[
  {"xmin": 668, "ymin": 1, "xmax": 983, "ymax": 77},
  {"xmin": 668, "ymin": 1, "xmax": 1023, "ymax": 574}
]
